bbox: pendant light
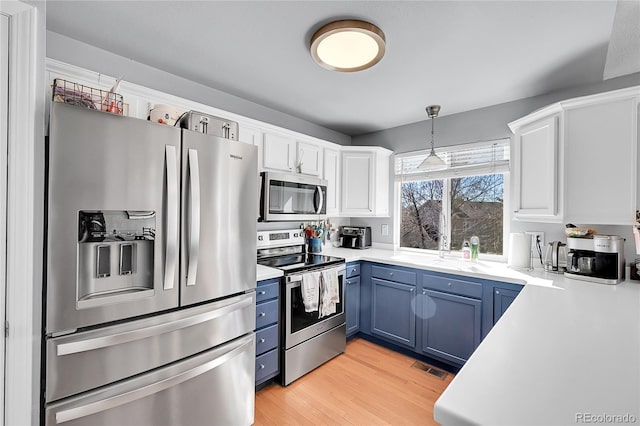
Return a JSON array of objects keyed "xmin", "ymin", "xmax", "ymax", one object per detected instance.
[{"xmin": 418, "ymin": 105, "xmax": 446, "ymax": 170}]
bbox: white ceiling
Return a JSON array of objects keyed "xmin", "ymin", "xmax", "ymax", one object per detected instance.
[{"xmin": 46, "ymin": 1, "xmax": 622, "ymax": 136}]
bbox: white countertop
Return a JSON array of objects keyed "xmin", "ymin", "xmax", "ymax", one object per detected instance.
[
  {"xmin": 256, "ymin": 264, "xmax": 283, "ymax": 281},
  {"xmin": 434, "ymin": 275, "xmax": 640, "ymax": 425},
  {"xmin": 257, "ymin": 245, "xmax": 640, "ymax": 425}
]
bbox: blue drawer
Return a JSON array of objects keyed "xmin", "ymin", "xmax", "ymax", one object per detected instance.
[
  {"xmin": 346, "ymin": 262, "xmax": 361, "ymax": 278},
  {"xmin": 256, "ymin": 323, "xmax": 278, "ymax": 355},
  {"xmin": 256, "ymin": 280, "xmax": 279, "ymax": 303},
  {"xmin": 422, "ymin": 274, "xmax": 482, "ymax": 299},
  {"xmin": 256, "ymin": 299, "xmax": 278, "ymax": 329},
  {"xmin": 255, "ymin": 348, "xmax": 278, "ymax": 384},
  {"xmin": 372, "ymin": 265, "xmax": 417, "ymax": 286}
]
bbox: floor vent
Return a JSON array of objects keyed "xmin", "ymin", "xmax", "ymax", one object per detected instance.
[{"xmin": 411, "ymin": 361, "xmax": 448, "ymax": 379}]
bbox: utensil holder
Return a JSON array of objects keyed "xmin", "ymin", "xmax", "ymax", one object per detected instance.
[{"xmin": 308, "ymin": 237, "xmax": 322, "ymax": 253}]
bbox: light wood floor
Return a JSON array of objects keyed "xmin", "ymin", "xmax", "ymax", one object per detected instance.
[{"xmin": 255, "ymin": 337, "xmax": 454, "ymax": 425}]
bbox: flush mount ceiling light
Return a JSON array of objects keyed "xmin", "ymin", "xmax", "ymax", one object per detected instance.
[
  {"xmin": 418, "ymin": 105, "xmax": 447, "ymax": 170},
  {"xmin": 310, "ymin": 19, "xmax": 386, "ymax": 72}
]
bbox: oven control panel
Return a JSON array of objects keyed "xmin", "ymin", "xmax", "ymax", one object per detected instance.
[{"xmin": 257, "ymin": 229, "xmax": 305, "ymax": 249}]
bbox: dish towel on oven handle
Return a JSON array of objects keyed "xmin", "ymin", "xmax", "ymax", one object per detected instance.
[
  {"xmin": 301, "ymin": 271, "xmax": 321, "ymax": 312},
  {"xmin": 319, "ymin": 269, "xmax": 339, "ymax": 318}
]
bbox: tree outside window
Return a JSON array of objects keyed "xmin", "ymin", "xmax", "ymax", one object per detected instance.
[{"xmin": 400, "ymin": 173, "xmax": 504, "ymax": 255}]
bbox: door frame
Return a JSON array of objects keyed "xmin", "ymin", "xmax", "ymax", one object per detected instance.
[
  {"xmin": 0, "ymin": 1, "xmax": 45, "ymax": 425},
  {"xmin": 0, "ymin": 11, "xmax": 9, "ymax": 426}
]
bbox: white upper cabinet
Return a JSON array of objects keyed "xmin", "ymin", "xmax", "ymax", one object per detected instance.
[
  {"xmin": 511, "ymin": 115, "xmax": 560, "ymax": 221},
  {"xmin": 509, "ymin": 86, "xmax": 639, "ymax": 225},
  {"xmin": 238, "ymin": 125, "xmax": 263, "ymax": 170},
  {"xmin": 563, "ymin": 97, "xmax": 637, "ymax": 225},
  {"xmin": 296, "ymin": 140, "xmax": 322, "ymax": 176},
  {"xmin": 323, "ymin": 147, "xmax": 340, "ymax": 216},
  {"xmin": 341, "ymin": 147, "xmax": 391, "ymax": 217},
  {"xmin": 262, "ymin": 131, "xmax": 294, "ymax": 172}
]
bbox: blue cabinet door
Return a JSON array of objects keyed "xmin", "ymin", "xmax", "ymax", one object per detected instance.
[
  {"xmin": 421, "ymin": 289, "xmax": 481, "ymax": 365},
  {"xmin": 371, "ymin": 278, "xmax": 416, "ymax": 348},
  {"xmin": 346, "ymin": 276, "xmax": 361, "ymax": 337},
  {"xmin": 255, "ymin": 278, "xmax": 280, "ymax": 387},
  {"xmin": 493, "ymin": 287, "xmax": 521, "ymax": 324}
]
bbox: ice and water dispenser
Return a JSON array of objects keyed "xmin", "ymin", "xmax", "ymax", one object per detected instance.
[{"xmin": 77, "ymin": 210, "xmax": 156, "ymax": 308}]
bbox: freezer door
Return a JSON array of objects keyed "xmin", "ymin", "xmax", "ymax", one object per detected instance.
[
  {"xmin": 45, "ymin": 333, "xmax": 256, "ymax": 426},
  {"xmin": 46, "ymin": 292, "xmax": 256, "ymax": 402},
  {"xmin": 47, "ymin": 102, "xmax": 181, "ymax": 334},
  {"xmin": 180, "ymin": 130, "xmax": 257, "ymax": 305}
]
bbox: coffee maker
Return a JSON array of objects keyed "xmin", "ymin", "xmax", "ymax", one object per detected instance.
[
  {"xmin": 340, "ymin": 226, "xmax": 372, "ymax": 249},
  {"xmin": 565, "ymin": 235, "xmax": 625, "ymax": 284}
]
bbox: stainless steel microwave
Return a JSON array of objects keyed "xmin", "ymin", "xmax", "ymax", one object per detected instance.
[{"xmin": 259, "ymin": 172, "xmax": 327, "ymax": 221}]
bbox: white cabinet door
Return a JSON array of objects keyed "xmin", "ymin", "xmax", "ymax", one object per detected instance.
[
  {"xmin": 341, "ymin": 151, "xmax": 374, "ymax": 215},
  {"xmin": 238, "ymin": 125, "xmax": 261, "ymax": 146},
  {"xmin": 564, "ymin": 98, "xmax": 637, "ymax": 224},
  {"xmin": 262, "ymin": 132, "xmax": 294, "ymax": 172},
  {"xmin": 512, "ymin": 115, "xmax": 560, "ymax": 221},
  {"xmin": 323, "ymin": 148, "xmax": 340, "ymax": 216},
  {"xmin": 296, "ymin": 140, "xmax": 322, "ymax": 176},
  {"xmin": 341, "ymin": 148, "xmax": 391, "ymax": 217},
  {"xmin": 238, "ymin": 125, "xmax": 263, "ymax": 171}
]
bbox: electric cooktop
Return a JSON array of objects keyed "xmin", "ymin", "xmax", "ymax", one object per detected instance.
[{"xmin": 257, "ymin": 252, "xmax": 344, "ymax": 274}]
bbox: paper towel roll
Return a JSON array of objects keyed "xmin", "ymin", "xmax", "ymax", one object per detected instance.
[{"xmin": 508, "ymin": 233, "xmax": 532, "ymax": 270}]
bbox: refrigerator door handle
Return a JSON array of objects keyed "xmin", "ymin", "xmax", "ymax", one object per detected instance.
[
  {"xmin": 53, "ymin": 334, "xmax": 254, "ymax": 424},
  {"xmin": 164, "ymin": 145, "xmax": 179, "ymax": 290},
  {"xmin": 187, "ymin": 148, "xmax": 201, "ymax": 286},
  {"xmin": 315, "ymin": 185, "xmax": 324, "ymax": 214},
  {"xmin": 56, "ymin": 294, "xmax": 253, "ymax": 356}
]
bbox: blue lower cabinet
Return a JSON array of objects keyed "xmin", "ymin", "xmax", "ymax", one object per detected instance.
[
  {"xmin": 255, "ymin": 349, "xmax": 279, "ymax": 384},
  {"xmin": 256, "ymin": 323, "xmax": 278, "ymax": 355},
  {"xmin": 346, "ymin": 276, "xmax": 361, "ymax": 337},
  {"xmin": 421, "ymin": 289, "xmax": 482, "ymax": 365},
  {"xmin": 255, "ymin": 278, "xmax": 280, "ymax": 387},
  {"xmin": 371, "ymin": 278, "xmax": 416, "ymax": 348},
  {"xmin": 493, "ymin": 286, "xmax": 522, "ymax": 324}
]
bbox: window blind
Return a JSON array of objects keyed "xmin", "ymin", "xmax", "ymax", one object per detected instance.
[{"xmin": 394, "ymin": 138, "xmax": 510, "ymax": 181}]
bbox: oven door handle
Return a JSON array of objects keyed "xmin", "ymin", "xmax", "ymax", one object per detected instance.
[{"xmin": 286, "ymin": 266, "xmax": 345, "ymax": 289}]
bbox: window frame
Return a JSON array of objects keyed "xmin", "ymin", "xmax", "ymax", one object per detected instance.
[{"xmin": 393, "ymin": 139, "xmax": 511, "ymax": 261}]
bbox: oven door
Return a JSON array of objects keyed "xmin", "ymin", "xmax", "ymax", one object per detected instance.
[
  {"xmin": 284, "ymin": 264, "xmax": 345, "ymax": 349},
  {"xmin": 261, "ymin": 172, "xmax": 327, "ymax": 222}
]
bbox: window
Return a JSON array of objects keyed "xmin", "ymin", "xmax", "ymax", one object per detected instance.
[{"xmin": 395, "ymin": 140, "xmax": 509, "ymax": 256}]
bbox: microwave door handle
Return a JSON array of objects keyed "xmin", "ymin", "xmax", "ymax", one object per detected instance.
[
  {"xmin": 187, "ymin": 149, "xmax": 201, "ymax": 286},
  {"xmin": 315, "ymin": 185, "xmax": 324, "ymax": 214},
  {"xmin": 164, "ymin": 145, "xmax": 178, "ymax": 290}
]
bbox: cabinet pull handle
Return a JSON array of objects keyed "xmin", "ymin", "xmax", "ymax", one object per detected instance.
[
  {"xmin": 422, "ymin": 291, "xmax": 427, "ymax": 295},
  {"xmin": 259, "ymin": 338, "xmax": 265, "ymax": 343},
  {"xmin": 389, "ymin": 272, "xmax": 394, "ymax": 276},
  {"xmin": 513, "ymin": 210, "xmax": 519, "ymax": 213},
  {"xmin": 259, "ymin": 312, "xmax": 266, "ymax": 317},
  {"xmin": 447, "ymin": 282, "xmax": 452, "ymax": 287},
  {"xmin": 496, "ymin": 290, "xmax": 500, "ymax": 295},
  {"xmin": 258, "ymin": 291, "xmax": 266, "ymax": 295},
  {"xmin": 259, "ymin": 364, "xmax": 265, "ymax": 369},
  {"xmin": 352, "ymin": 268, "xmax": 357, "ymax": 273},
  {"xmin": 410, "ymin": 288, "xmax": 415, "ymax": 292}
]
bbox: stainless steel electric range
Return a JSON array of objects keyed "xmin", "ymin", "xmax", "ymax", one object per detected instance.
[{"xmin": 257, "ymin": 229, "xmax": 346, "ymax": 385}]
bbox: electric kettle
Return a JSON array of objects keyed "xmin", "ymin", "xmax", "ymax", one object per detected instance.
[{"xmin": 543, "ymin": 241, "xmax": 568, "ymax": 272}]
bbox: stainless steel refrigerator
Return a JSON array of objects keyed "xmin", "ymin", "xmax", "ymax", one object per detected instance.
[{"xmin": 44, "ymin": 102, "xmax": 257, "ymax": 425}]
